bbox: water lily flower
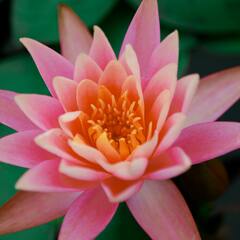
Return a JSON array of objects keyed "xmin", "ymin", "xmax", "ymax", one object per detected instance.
[{"xmin": 0, "ymin": 0, "xmax": 239, "ymax": 239}]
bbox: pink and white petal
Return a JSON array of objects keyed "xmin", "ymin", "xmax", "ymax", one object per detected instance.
[
  {"xmin": 175, "ymin": 122, "xmax": 240, "ymax": 164},
  {"xmin": 148, "ymin": 90, "xmax": 171, "ymax": 131},
  {"xmin": 102, "ymin": 178, "xmax": 143, "ymax": 202},
  {"xmin": 185, "ymin": 66, "xmax": 240, "ymax": 127},
  {"xmin": 127, "ymin": 180, "xmax": 201, "ymax": 240},
  {"xmin": 74, "ymin": 54, "xmax": 102, "ymax": 83},
  {"xmin": 16, "ymin": 159, "xmax": 97, "ymax": 192},
  {"xmin": 0, "ymin": 90, "xmax": 36, "ymax": 131},
  {"xmin": 89, "ymin": 26, "xmax": 116, "ymax": 70},
  {"xmin": 0, "ymin": 130, "xmax": 54, "ymax": 168},
  {"xmin": 15, "ymin": 94, "xmax": 64, "ymax": 130},
  {"xmin": 144, "ymin": 63, "xmax": 177, "ymax": 108},
  {"xmin": 130, "ymin": 132, "xmax": 159, "ymax": 160},
  {"xmin": 35, "ymin": 129, "xmax": 79, "ymax": 162},
  {"xmin": 58, "ymin": 4, "xmax": 92, "ymax": 63},
  {"xmin": 59, "ymin": 188, "xmax": 118, "ymax": 240},
  {"xmin": 119, "ymin": 44, "xmax": 140, "ymax": 80},
  {"xmin": 120, "ymin": 0, "xmax": 160, "ymax": 80},
  {"xmin": 69, "ymin": 140, "xmax": 107, "ymax": 164},
  {"xmin": 98, "ymin": 60, "xmax": 128, "ymax": 97},
  {"xmin": 60, "ymin": 159, "xmax": 110, "ymax": 181},
  {"xmin": 76, "ymin": 79, "xmax": 98, "ymax": 114},
  {"xmin": 169, "ymin": 74, "xmax": 199, "ymax": 115},
  {"xmin": 0, "ymin": 191, "xmax": 80, "ymax": 235},
  {"xmin": 153, "ymin": 113, "xmax": 186, "ymax": 156},
  {"xmin": 59, "ymin": 111, "xmax": 81, "ymax": 138},
  {"xmin": 20, "ymin": 38, "xmax": 74, "ymax": 97},
  {"xmin": 146, "ymin": 147, "xmax": 191, "ymax": 180},
  {"xmin": 147, "ymin": 31, "xmax": 179, "ymax": 79},
  {"xmin": 53, "ymin": 77, "xmax": 78, "ymax": 112}
]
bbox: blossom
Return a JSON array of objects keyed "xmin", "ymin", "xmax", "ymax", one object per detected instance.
[{"xmin": 0, "ymin": 0, "xmax": 239, "ymax": 239}]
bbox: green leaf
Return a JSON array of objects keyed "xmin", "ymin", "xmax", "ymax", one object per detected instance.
[
  {"xmin": 11, "ymin": 0, "xmax": 118, "ymax": 44},
  {"xmin": 127, "ymin": 0, "xmax": 240, "ymax": 34},
  {"xmin": 98, "ymin": 203, "xmax": 150, "ymax": 240},
  {"xmin": 0, "ymin": 53, "xmax": 48, "ymax": 94},
  {"xmin": 204, "ymin": 38, "xmax": 240, "ymax": 54}
]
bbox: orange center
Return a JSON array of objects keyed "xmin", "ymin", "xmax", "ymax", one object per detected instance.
[{"xmin": 86, "ymin": 86, "xmax": 147, "ymax": 158}]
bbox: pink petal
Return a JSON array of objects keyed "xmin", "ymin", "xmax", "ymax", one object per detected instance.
[
  {"xmin": 53, "ymin": 77, "xmax": 78, "ymax": 112},
  {"xmin": 148, "ymin": 90, "xmax": 171, "ymax": 131},
  {"xmin": 89, "ymin": 26, "xmax": 116, "ymax": 69},
  {"xmin": 119, "ymin": 44, "xmax": 140, "ymax": 80},
  {"xmin": 120, "ymin": 0, "xmax": 160, "ymax": 79},
  {"xmin": 76, "ymin": 79, "xmax": 98, "ymax": 114},
  {"xmin": 16, "ymin": 159, "xmax": 96, "ymax": 192},
  {"xmin": 20, "ymin": 38, "xmax": 74, "ymax": 97},
  {"xmin": 15, "ymin": 94, "xmax": 64, "ymax": 130},
  {"xmin": 69, "ymin": 140, "xmax": 147, "ymax": 180},
  {"xmin": 59, "ymin": 188, "xmax": 118, "ymax": 240},
  {"xmin": 146, "ymin": 147, "xmax": 191, "ymax": 180},
  {"xmin": 127, "ymin": 180, "xmax": 201, "ymax": 240},
  {"xmin": 186, "ymin": 66, "xmax": 240, "ymax": 127},
  {"xmin": 59, "ymin": 159, "xmax": 110, "ymax": 181},
  {"xmin": 58, "ymin": 5, "xmax": 92, "ymax": 63},
  {"xmin": 0, "ymin": 130, "xmax": 54, "ymax": 168},
  {"xmin": 35, "ymin": 128, "xmax": 79, "ymax": 162},
  {"xmin": 144, "ymin": 63, "xmax": 177, "ymax": 109},
  {"xmin": 98, "ymin": 60, "xmax": 128, "ymax": 97},
  {"xmin": 74, "ymin": 54, "xmax": 102, "ymax": 83},
  {"xmin": 147, "ymin": 31, "xmax": 179, "ymax": 80},
  {"xmin": 68, "ymin": 140, "xmax": 106, "ymax": 164},
  {"xmin": 0, "ymin": 90, "xmax": 36, "ymax": 131},
  {"xmin": 175, "ymin": 122, "xmax": 240, "ymax": 164},
  {"xmin": 102, "ymin": 178, "xmax": 143, "ymax": 202},
  {"xmin": 169, "ymin": 74, "xmax": 199, "ymax": 115},
  {"xmin": 59, "ymin": 111, "xmax": 82, "ymax": 138},
  {"xmin": 153, "ymin": 113, "xmax": 186, "ymax": 156},
  {"xmin": 0, "ymin": 191, "xmax": 80, "ymax": 235}
]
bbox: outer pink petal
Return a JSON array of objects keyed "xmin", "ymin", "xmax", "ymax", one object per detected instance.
[
  {"xmin": 20, "ymin": 38, "xmax": 74, "ymax": 97},
  {"xmin": 174, "ymin": 122, "xmax": 240, "ymax": 164},
  {"xmin": 15, "ymin": 94, "xmax": 64, "ymax": 130},
  {"xmin": 0, "ymin": 191, "xmax": 80, "ymax": 235},
  {"xmin": 58, "ymin": 5, "xmax": 92, "ymax": 63},
  {"xmin": 35, "ymin": 128, "xmax": 79, "ymax": 162},
  {"xmin": 146, "ymin": 147, "xmax": 191, "ymax": 180},
  {"xmin": 89, "ymin": 26, "xmax": 116, "ymax": 69},
  {"xmin": 102, "ymin": 178, "xmax": 143, "ymax": 202},
  {"xmin": 120, "ymin": 0, "xmax": 160, "ymax": 80},
  {"xmin": 147, "ymin": 31, "xmax": 179, "ymax": 80},
  {"xmin": 59, "ymin": 159, "xmax": 110, "ymax": 181},
  {"xmin": 0, "ymin": 90, "xmax": 36, "ymax": 131},
  {"xmin": 0, "ymin": 130, "xmax": 54, "ymax": 168},
  {"xmin": 16, "ymin": 159, "xmax": 96, "ymax": 192},
  {"xmin": 59, "ymin": 188, "xmax": 118, "ymax": 240},
  {"xmin": 185, "ymin": 66, "xmax": 240, "ymax": 127},
  {"xmin": 127, "ymin": 180, "xmax": 201, "ymax": 240},
  {"xmin": 53, "ymin": 77, "xmax": 78, "ymax": 112},
  {"xmin": 74, "ymin": 54, "xmax": 102, "ymax": 83},
  {"xmin": 169, "ymin": 74, "xmax": 199, "ymax": 115}
]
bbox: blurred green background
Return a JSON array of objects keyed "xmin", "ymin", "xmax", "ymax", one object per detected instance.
[{"xmin": 0, "ymin": 0, "xmax": 240, "ymax": 239}]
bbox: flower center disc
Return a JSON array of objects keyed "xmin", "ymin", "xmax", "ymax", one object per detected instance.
[{"xmin": 87, "ymin": 86, "xmax": 146, "ymax": 158}]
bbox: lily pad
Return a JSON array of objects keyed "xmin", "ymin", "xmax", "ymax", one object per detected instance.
[{"xmin": 11, "ymin": 0, "xmax": 118, "ymax": 44}]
